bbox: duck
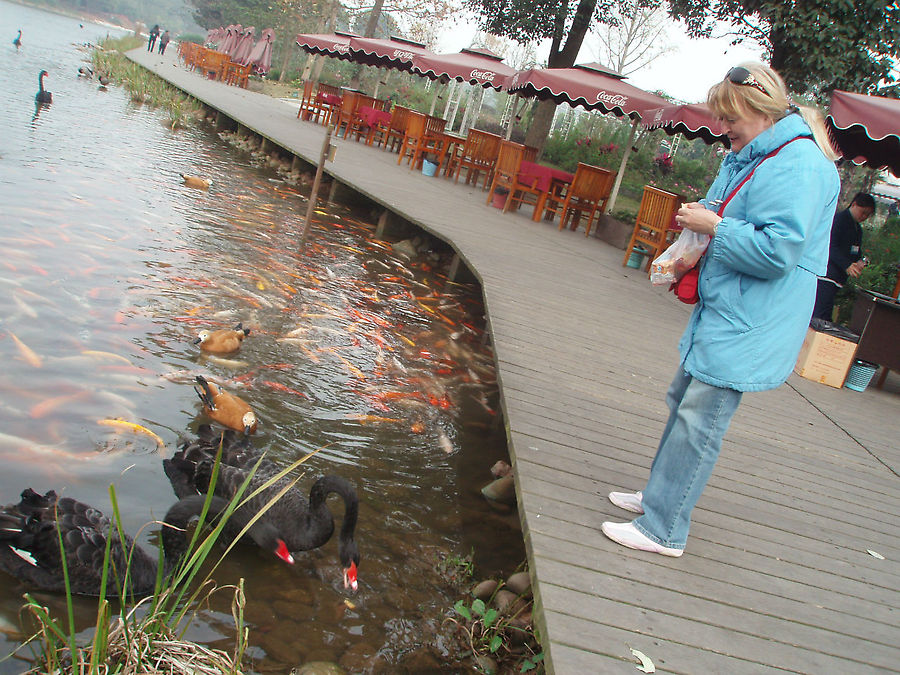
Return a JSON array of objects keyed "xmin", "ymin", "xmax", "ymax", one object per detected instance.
[
  {"xmin": 77, "ymin": 65, "xmax": 93, "ymax": 78},
  {"xmin": 13, "ymin": 30, "xmax": 21, "ymax": 49},
  {"xmin": 165, "ymin": 425, "xmax": 360, "ymax": 592},
  {"xmin": 194, "ymin": 322, "xmax": 250, "ymax": 354},
  {"xmin": 98, "ymin": 74, "xmax": 110, "ymax": 87},
  {"xmin": 180, "ymin": 173, "xmax": 212, "ymax": 190},
  {"xmin": 194, "ymin": 375, "xmax": 258, "ymax": 434},
  {"xmin": 35, "ymin": 70, "xmax": 52, "ymax": 104},
  {"xmin": 0, "ymin": 488, "xmax": 293, "ymax": 597}
]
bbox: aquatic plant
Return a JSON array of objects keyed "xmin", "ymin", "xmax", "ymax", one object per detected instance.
[
  {"xmin": 11, "ymin": 442, "xmax": 315, "ymax": 674},
  {"xmin": 91, "ymin": 36, "xmax": 202, "ymax": 128}
]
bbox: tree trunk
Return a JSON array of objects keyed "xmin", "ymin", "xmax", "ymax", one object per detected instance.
[
  {"xmin": 349, "ymin": 0, "xmax": 386, "ymax": 90},
  {"xmin": 520, "ymin": 0, "xmax": 597, "ymax": 154}
]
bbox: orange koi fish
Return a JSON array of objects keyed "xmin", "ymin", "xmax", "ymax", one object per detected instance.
[
  {"xmin": 8, "ymin": 331, "xmax": 42, "ymax": 368},
  {"xmin": 97, "ymin": 418, "xmax": 165, "ymax": 449},
  {"xmin": 261, "ymin": 381, "xmax": 308, "ymax": 398},
  {"xmin": 29, "ymin": 391, "xmax": 91, "ymax": 418},
  {"xmin": 346, "ymin": 414, "xmax": 402, "ymax": 424},
  {"xmin": 334, "ymin": 353, "xmax": 366, "ymax": 380}
]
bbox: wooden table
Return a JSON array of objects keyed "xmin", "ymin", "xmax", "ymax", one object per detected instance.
[{"xmin": 518, "ymin": 160, "xmax": 575, "ymax": 221}]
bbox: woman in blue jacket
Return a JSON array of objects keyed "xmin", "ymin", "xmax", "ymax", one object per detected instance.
[{"xmin": 602, "ymin": 63, "xmax": 840, "ymax": 556}]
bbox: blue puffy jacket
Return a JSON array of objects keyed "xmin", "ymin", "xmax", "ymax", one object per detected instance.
[{"xmin": 679, "ymin": 113, "xmax": 840, "ymax": 392}]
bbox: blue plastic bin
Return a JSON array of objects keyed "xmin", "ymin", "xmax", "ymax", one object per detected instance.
[{"xmin": 844, "ymin": 360, "xmax": 878, "ymax": 391}]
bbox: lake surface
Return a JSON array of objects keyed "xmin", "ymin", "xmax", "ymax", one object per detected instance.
[{"xmin": 0, "ymin": 3, "xmax": 523, "ymax": 671}]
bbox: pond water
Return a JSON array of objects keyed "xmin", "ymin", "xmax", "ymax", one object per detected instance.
[{"xmin": 0, "ymin": 3, "xmax": 523, "ymax": 671}]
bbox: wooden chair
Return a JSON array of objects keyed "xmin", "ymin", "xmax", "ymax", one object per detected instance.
[
  {"xmin": 398, "ymin": 112, "xmax": 427, "ymax": 166},
  {"xmin": 543, "ymin": 163, "xmax": 615, "ymax": 236},
  {"xmin": 622, "ymin": 186, "xmax": 684, "ymax": 272},
  {"xmin": 487, "ymin": 141, "xmax": 539, "ymax": 213},
  {"xmin": 223, "ymin": 61, "xmax": 251, "ymax": 87},
  {"xmin": 333, "ymin": 91, "xmax": 363, "ymax": 138},
  {"xmin": 523, "ymin": 145, "xmax": 538, "ymax": 162},
  {"xmin": 198, "ymin": 50, "xmax": 229, "ymax": 80},
  {"xmin": 297, "ymin": 80, "xmax": 317, "ymax": 120},
  {"xmin": 345, "ymin": 94, "xmax": 378, "ymax": 139},
  {"xmin": 451, "ymin": 129, "xmax": 501, "ymax": 188},
  {"xmin": 383, "ymin": 105, "xmax": 411, "ymax": 152},
  {"xmin": 316, "ymin": 83, "xmax": 343, "ymax": 125},
  {"xmin": 397, "ymin": 112, "xmax": 449, "ymax": 171}
]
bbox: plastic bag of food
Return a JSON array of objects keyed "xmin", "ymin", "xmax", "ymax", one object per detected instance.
[{"xmin": 649, "ymin": 229, "xmax": 710, "ymax": 286}]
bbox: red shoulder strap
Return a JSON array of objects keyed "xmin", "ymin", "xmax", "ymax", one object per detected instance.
[{"xmin": 716, "ymin": 137, "xmax": 809, "ymax": 217}]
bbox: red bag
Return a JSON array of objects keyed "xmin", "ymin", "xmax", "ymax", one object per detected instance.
[{"xmin": 670, "ymin": 265, "xmax": 701, "ymax": 304}]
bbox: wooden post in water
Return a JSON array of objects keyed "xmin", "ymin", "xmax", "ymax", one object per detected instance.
[{"xmin": 301, "ymin": 125, "xmax": 335, "ymax": 249}]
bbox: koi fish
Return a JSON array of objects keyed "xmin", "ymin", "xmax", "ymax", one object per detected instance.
[
  {"xmin": 334, "ymin": 353, "xmax": 366, "ymax": 379},
  {"xmin": 203, "ymin": 355, "xmax": 250, "ymax": 369},
  {"xmin": 82, "ymin": 350, "xmax": 133, "ymax": 365},
  {"xmin": 29, "ymin": 391, "xmax": 91, "ymax": 418},
  {"xmin": 261, "ymin": 380, "xmax": 308, "ymax": 398},
  {"xmin": 12, "ymin": 294, "xmax": 38, "ymax": 319},
  {"xmin": 97, "ymin": 418, "xmax": 165, "ymax": 449},
  {"xmin": 8, "ymin": 331, "xmax": 42, "ymax": 368},
  {"xmin": 437, "ymin": 429, "xmax": 454, "ymax": 454},
  {"xmin": 345, "ymin": 414, "xmax": 401, "ymax": 424}
]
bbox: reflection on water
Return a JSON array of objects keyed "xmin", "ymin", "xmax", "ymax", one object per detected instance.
[{"xmin": 0, "ymin": 2, "xmax": 523, "ymax": 671}]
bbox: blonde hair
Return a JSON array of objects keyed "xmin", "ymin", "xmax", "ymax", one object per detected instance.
[{"xmin": 708, "ymin": 62, "xmax": 838, "ymax": 161}]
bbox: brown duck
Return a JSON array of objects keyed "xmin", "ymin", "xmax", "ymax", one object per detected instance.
[
  {"xmin": 194, "ymin": 375, "xmax": 258, "ymax": 434},
  {"xmin": 194, "ymin": 322, "xmax": 250, "ymax": 354}
]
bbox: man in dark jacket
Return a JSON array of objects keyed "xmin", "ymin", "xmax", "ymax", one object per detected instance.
[{"xmin": 812, "ymin": 192, "xmax": 876, "ymax": 321}]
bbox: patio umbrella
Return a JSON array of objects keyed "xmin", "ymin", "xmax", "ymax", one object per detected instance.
[
  {"xmin": 826, "ymin": 89, "xmax": 900, "ymax": 177},
  {"xmin": 642, "ymin": 102, "xmax": 729, "ymax": 147},
  {"xmin": 412, "ymin": 46, "xmax": 517, "ymax": 129},
  {"xmin": 347, "ymin": 35, "xmax": 435, "ymax": 72},
  {"xmin": 295, "ymin": 30, "xmax": 357, "ymax": 62},
  {"xmin": 218, "ymin": 25, "xmax": 241, "ymax": 55},
  {"xmin": 505, "ymin": 62, "xmax": 669, "ymax": 212},
  {"xmin": 245, "ymin": 28, "xmax": 275, "ymax": 75},
  {"xmin": 231, "ymin": 26, "xmax": 256, "ymax": 63}
]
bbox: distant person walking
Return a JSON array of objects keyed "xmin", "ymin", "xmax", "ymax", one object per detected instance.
[
  {"xmin": 811, "ymin": 192, "xmax": 876, "ymax": 321},
  {"xmin": 147, "ymin": 24, "xmax": 159, "ymax": 52},
  {"xmin": 158, "ymin": 30, "xmax": 170, "ymax": 55},
  {"xmin": 13, "ymin": 29, "xmax": 22, "ymax": 49}
]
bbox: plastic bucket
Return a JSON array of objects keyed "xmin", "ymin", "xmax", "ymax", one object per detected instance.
[
  {"xmin": 844, "ymin": 360, "xmax": 878, "ymax": 391},
  {"xmin": 491, "ymin": 191, "xmax": 508, "ymax": 209},
  {"xmin": 626, "ymin": 247, "xmax": 648, "ymax": 269},
  {"xmin": 422, "ymin": 160, "xmax": 438, "ymax": 177}
]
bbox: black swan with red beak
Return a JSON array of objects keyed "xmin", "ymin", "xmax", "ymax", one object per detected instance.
[
  {"xmin": 165, "ymin": 425, "xmax": 360, "ymax": 592},
  {"xmin": 0, "ymin": 489, "xmax": 293, "ymax": 597}
]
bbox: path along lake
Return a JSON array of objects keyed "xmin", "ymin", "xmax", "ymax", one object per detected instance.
[{"xmin": 0, "ymin": 3, "xmax": 523, "ymax": 670}]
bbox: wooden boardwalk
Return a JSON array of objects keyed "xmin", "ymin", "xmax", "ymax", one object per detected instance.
[{"xmin": 129, "ymin": 49, "xmax": 900, "ymax": 674}]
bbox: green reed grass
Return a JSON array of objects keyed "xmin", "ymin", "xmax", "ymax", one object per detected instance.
[
  {"xmin": 92, "ymin": 36, "xmax": 202, "ymax": 129},
  {"xmin": 10, "ymin": 439, "xmax": 324, "ymax": 674}
]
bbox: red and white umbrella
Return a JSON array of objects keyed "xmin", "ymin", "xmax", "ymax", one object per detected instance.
[
  {"xmin": 827, "ymin": 89, "xmax": 900, "ymax": 176},
  {"xmin": 412, "ymin": 46, "xmax": 515, "ymax": 89},
  {"xmin": 218, "ymin": 25, "xmax": 242, "ymax": 55},
  {"xmin": 505, "ymin": 62, "xmax": 668, "ymax": 119},
  {"xmin": 295, "ymin": 30, "xmax": 357, "ymax": 61},
  {"xmin": 231, "ymin": 26, "xmax": 256, "ymax": 63},
  {"xmin": 347, "ymin": 35, "xmax": 435, "ymax": 72},
  {"xmin": 643, "ymin": 102, "xmax": 728, "ymax": 147},
  {"xmin": 246, "ymin": 28, "xmax": 275, "ymax": 75}
]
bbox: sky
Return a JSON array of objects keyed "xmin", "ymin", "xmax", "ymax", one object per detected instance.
[{"xmin": 434, "ymin": 16, "xmax": 765, "ymax": 103}]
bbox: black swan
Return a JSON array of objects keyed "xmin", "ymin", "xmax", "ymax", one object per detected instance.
[
  {"xmin": 35, "ymin": 70, "xmax": 51, "ymax": 104},
  {"xmin": 0, "ymin": 488, "xmax": 293, "ymax": 597},
  {"xmin": 13, "ymin": 30, "xmax": 21, "ymax": 49},
  {"xmin": 165, "ymin": 425, "xmax": 360, "ymax": 591}
]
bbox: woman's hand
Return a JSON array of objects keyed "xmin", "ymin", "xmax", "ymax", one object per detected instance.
[{"xmin": 675, "ymin": 202, "xmax": 722, "ymax": 236}]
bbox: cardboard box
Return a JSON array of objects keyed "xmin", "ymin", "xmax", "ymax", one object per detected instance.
[{"xmin": 794, "ymin": 328, "xmax": 858, "ymax": 388}]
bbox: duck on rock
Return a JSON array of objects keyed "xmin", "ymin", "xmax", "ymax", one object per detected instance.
[
  {"xmin": 194, "ymin": 322, "xmax": 250, "ymax": 354},
  {"xmin": 165, "ymin": 425, "xmax": 360, "ymax": 592},
  {"xmin": 0, "ymin": 488, "xmax": 293, "ymax": 597},
  {"xmin": 194, "ymin": 374, "xmax": 258, "ymax": 434}
]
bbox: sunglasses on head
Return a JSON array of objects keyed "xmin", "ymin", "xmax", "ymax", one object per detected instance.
[{"xmin": 725, "ymin": 67, "xmax": 770, "ymax": 97}]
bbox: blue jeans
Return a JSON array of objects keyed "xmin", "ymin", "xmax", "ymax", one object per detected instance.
[{"xmin": 633, "ymin": 368, "xmax": 742, "ymax": 550}]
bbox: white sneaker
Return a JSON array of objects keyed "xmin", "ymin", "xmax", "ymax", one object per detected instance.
[
  {"xmin": 601, "ymin": 521, "xmax": 683, "ymax": 557},
  {"xmin": 608, "ymin": 490, "xmax": 644, "ymax": 514}
]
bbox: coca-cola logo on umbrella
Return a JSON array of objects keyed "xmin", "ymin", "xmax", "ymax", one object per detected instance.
[
  {"xmin": 392, "ymin": 49, "xmax": 414, "ymax": 60},
  {"xmin": 333, "ymin": 43, "xmax": 349, "ymax": 52},
  {"xmin": 596, "ymin": 91, "xmax": 628, "ymax": 107},
  {"xmin": 470, "ymin": 69, "xmax": 495, "ymax": 82}
]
